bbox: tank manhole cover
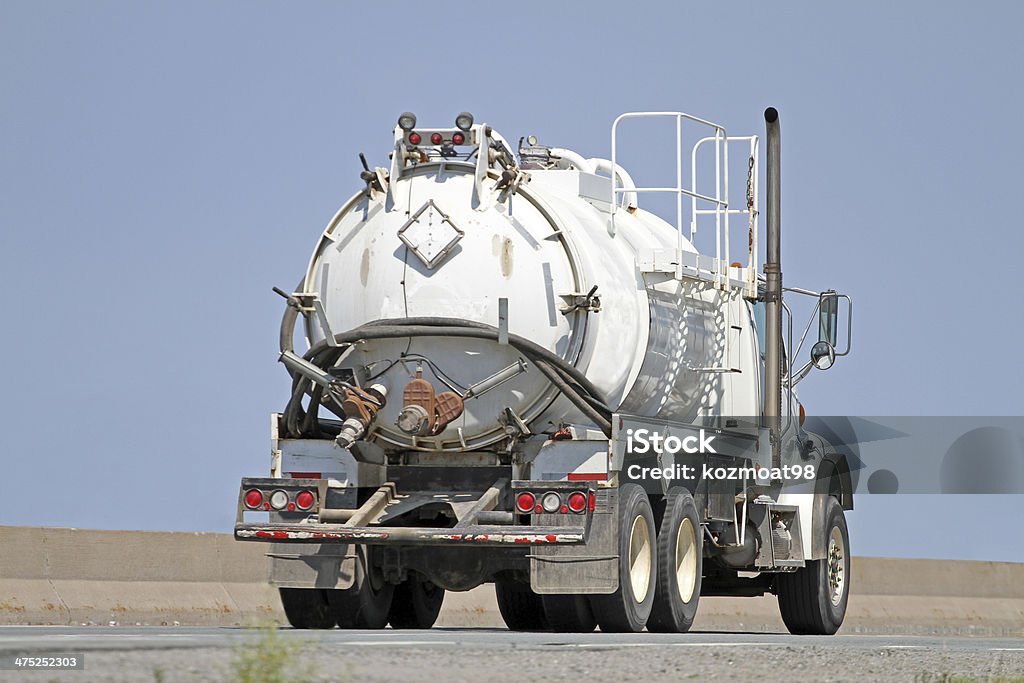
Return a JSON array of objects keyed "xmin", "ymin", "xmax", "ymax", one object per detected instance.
[{"xmin": 398, "ymin": 199, "xmax": 464, "ymax": 269}]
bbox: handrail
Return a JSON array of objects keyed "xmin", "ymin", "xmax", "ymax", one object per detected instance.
[{"xmin": 610, "ymin": 112, "xmax": 759, "ymax": 298}]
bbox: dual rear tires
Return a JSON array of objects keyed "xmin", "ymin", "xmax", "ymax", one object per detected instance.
[
  {"xmin": 497, "ymin": 484, "xmax": 701, "ymax": 634},
  {"xmin": 279, "ymin": 551, "xmax": 444, "ymax": 630},
  {"xmin": 590, "ymin": 484, "xmax": 701, "ymax": 633}
]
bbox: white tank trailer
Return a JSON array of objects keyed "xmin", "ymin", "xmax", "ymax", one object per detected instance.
[{"xmin": 235, "ymin": 108, "xmax": 855, "ymax": 634}]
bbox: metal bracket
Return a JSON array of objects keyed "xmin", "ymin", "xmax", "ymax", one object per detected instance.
[
  {"xmin": 558, "ymin": 285, "xmax": 601, "ymax": 314},
  {"xmin": 500, "ymin": 407, "xmax": 531, "ymax": 438},
  {"xmin": 498, "ymin": 297, "xmax": 509, "ymax": 345}
]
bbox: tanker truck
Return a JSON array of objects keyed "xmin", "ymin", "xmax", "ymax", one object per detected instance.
[{"xmin": 234, "ymin": 107, "xmax": 854, "ymax": 635}]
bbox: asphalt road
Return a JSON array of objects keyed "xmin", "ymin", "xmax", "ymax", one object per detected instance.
[{"xmin": 1, "ymin": 627, "xmax": 1022, "ymax": 682}]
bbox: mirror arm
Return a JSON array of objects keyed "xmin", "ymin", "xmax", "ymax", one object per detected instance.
[{"xmin": 787, "ymin": 360, "xmax": 814, "ymax": 387}]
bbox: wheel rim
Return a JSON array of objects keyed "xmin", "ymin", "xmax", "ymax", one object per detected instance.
[
  {"xmin": 827, "ymin": 526, "xmax": 846, "ymax": 606},
  {"xmin": 627, "ymin": 514, "xmax": 652, "ymax": 602},
  {"xmin": 675, "ymin": 517, "xmax": 698, "ymax": 603}
]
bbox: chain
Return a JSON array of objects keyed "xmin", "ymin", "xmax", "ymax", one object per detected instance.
[
  {"xmin": 746, "ymin": 155, "xmax": 755, "ymax": 210},
  {"xmin": 746, "ymin": 156, "xmax": 756, "ymax": 253}
]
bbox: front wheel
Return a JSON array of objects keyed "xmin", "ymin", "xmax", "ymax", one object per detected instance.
[{"xmin": 776, "ymin": 496, "xmax": 850, "ymax": 635}]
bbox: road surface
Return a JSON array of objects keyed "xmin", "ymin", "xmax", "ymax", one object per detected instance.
[{"xmin": 1, "ymin": 626, "xmax": 1022, "ymax": 682}]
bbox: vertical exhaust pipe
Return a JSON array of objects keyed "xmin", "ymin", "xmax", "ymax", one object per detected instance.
[{"xmin": 763, "ymin": 107, "xmax": 783, "ymax": 469}]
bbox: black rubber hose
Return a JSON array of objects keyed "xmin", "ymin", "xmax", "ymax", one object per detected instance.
[
  {"xmin": 310, "ymin": 324, "xmax": 613, "ymax": 427},
  {"xmin": 284, "ymin": 318, "xmax": 614, "ymax": 438},
  {"xmin": 531, "ymin": 358, "xmax": 612, "ymax": 434},
  {"xmin": 285, "ymin": 376, "xmax": 308, "ymax": 437},
  {"xmin": 362, "ymin": 317, "xmax": 608, "ymax": 406},
  {"xmin": 301, "ymin": 383, "xmax": 325, "ymax": 437},
  {"xmin": 304, "ymin": 319, "xmax": 610, "ymax": 414}
]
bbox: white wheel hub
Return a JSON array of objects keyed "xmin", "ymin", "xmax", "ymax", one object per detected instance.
[
  {"xmin": 675, "ymin": 517, "xmax": 698, "ymax": 603},
  {"xmin": 627, "ymin": 514, "xmax": 652, "ymax": 602}
]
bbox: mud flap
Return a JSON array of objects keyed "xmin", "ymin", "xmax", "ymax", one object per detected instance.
[
  {"xmin": 269, "ymin": 542, "xmax": 359, "ymax": 590},
  {"xmin": 530, "ymin": 488, "xmax": 619, "ymax": 594}
]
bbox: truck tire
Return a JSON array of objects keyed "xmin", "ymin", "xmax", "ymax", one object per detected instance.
[
  {"xmin": 495, "ymin": 576, "xmax": 549, "ymax": 631},
  {"xmin": 589, "ymin": 483, "xmax": 657, "ymax": 632},
  {"xmin": 327, "ymin": 550, "xmax": 394, "ymax": 629},
  {"xmin": 776, "ymin": 496, "xmax": 850, "ymax": 635},
  {"xmin": 389, "ymin": 574, "xmax": 445, "ymax": 629},
  {"xmin": 541, "ymin": 594, "xmax": 597, "ymax": 633},
  {"xmin": 647, "ymin": 487, "xmax": 702, "ymax": 633},
  {"xmin": 278, "ymin": 588, "xmax": 335, "ymax": 629}
]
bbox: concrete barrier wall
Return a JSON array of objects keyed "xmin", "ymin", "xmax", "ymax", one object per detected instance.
[{"xmin": 2, "ymin": 526, "xmax": 1022, "ymax": 635}]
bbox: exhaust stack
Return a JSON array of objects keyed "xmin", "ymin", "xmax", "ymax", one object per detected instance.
[{"xmin": 764, "ymin": 107, "xmax": 783, "ymax": 469}]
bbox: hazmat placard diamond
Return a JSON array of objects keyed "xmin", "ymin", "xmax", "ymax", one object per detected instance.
[{"xmin": 398, "ymin": 199, "xmax": 464, "ymax": 269}]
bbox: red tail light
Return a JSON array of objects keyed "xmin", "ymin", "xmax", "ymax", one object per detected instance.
[
  {"xmin": 296, "ymin": 491, "xmax": 315, "ymax": 510},
  {"xmin": 567, "ymin": 491, "xmax": 587, "ymax": 513},
  {"xmin": 516, "ymin": 492, "xmax": 535, "ymax": 513},
  {"xmin": 244, "ymin": 489, "xmax": 263, "ymax": 509}
]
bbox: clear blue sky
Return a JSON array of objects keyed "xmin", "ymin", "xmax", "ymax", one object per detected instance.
[{"xmin": 2, "ymin": 2, "xmax": 1022, "ymax": 560}]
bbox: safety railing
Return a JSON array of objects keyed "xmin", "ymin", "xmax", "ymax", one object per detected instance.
[{"xmin": 610, "ymin": 112, "xmax": 759, "ymax": 298}]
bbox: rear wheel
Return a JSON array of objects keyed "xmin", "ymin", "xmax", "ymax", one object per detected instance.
[
  {"xmin": 495, "ymin": 576, "xmax": 549, "ymax": 631},
  {"xmin": 589, "ymin": 484, "xmax": 657, "ymax": 632},
  {"xmin": 327, "ymin": 550, "xmax": 394, "ymax": 629},
  {"xmin": 389, "ymin": 574, "xmax": 445, "ymax": 629},
  {"xmin": 541, "ymin": 594, "xmax": 597, "ymax": 633},
  {"xmin": 279, "ymin": 588, "xmax": 335, "ymax": 630},
  {"xmin": 776, "ymin": 496, "xmax": 850, "ymax": 635},
  {"xmin": 647, "ymin": 487, "xmax": 702, "ymax": 633}
]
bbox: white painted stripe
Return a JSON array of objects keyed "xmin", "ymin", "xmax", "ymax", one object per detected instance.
[
  {"xmin": 572, "ymin": 641, "xmax": 778, "ymax": 648},
  {"xmin": 331, "ymin": 640, "xmax": 458, "ymax": 647}
]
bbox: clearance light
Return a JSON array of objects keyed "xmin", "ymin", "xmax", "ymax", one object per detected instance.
[
  {"xmin": 408, "ymin": 132, "xmax": 422, "ymax": 145},
  {"xmin": 452, "ymin": 132, "xmax": 465, "ymax": 145},
  {"xmin": 430, "ymin": 133, "xmax": 443, "ymax": 144},
  {"xmin": 398, "ymin": 112, "xmax": 417, "ymax": 131}
]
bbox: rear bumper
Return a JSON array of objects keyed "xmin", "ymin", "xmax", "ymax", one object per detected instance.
[
  {"xmin": 235, "ymin": 476, "xmax": 593, "ymax": 546},
  {"xmin": 234, "ymin": 523, "xmax": 586, "ymax": 545}
]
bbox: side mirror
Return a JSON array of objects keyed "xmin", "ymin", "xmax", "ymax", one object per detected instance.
[
  {"xmin": 810, "ymin": 340, "xmax": 836, "ymax": 370},
  {"xmin": 818, "ymin": 291, "xmax": 839, "ymax": 346}
]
